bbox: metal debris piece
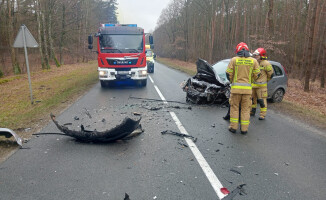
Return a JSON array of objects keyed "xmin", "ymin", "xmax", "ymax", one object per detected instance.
[
  {"xmin": 222, "ymin": 184, "xmax": 247, "ymax": 200},
  {"xmin": 178, "ymin": 141, "xmax": 189, "ymax": 147},
  {"xmin": 129, "ymin": 96, "xmax": 189, "ymax": 105},
  {"xmin": 84, "ymin": 108, "xmax": 92, "ymax": 119},
  {"xmin": 161, "ymin": 130, "xmax": 197, "ymax": 142},
  {"xmin": 74, "ymin": 116, "xmax": 79, "ymax": 120},
  {"xmin": 34, "ymin": 114, "xmax": 141, "ymax": 143},
  {"xmin": 230, "ymin": 168, "xmax": 242, "ymax": 175},
  {"xmin": 0, "ymin": 128, "xmax": 23, "ymax": 147}
]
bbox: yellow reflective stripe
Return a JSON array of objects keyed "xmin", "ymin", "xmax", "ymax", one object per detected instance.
[
  {"xmin": 235, "ymin": 58, "xmax": 254, "ymax": 66},
  {"xmin": 240, "ymin": 120, "xmax": 250, "ymax": 125},
  {"xmin": 252, "ymin": 105, "xmax": 257, "ymax": 108},
  {"xmin": 253, "ymin": 69, "xmax": 260, "ymax": 73},
  {"xmin": 234, "ymin": 66, "xmax": 238, "ymax": 83},
  {"xmin": 249, "ymin": 66, "xmax": 253, "ymax": 84},
  {"xmin": 231, "ymin": 85, "xmax": 252, "ymax": 90},
  {"xmin": 230, "ymin": 118, "xmax": 239, "ymax": 123},
  {"xmin": 266, "ymin": 65, "xmax": 273, "ymax": 71},
  {"xmin": 252, "ymin": 83, "xmax": 267, "ymax": 87},
  {"xmin": 226, "ymin": 68, "xmax": 233, "ymax": 73},
  {"xmin": 260, "ymin": 108, "xmax": 267, "ymax": 111}
]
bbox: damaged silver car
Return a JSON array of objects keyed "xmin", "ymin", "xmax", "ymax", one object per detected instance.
[{"xmin": 181, "ymin": 59, "xmax": 230, "ymax": 104}]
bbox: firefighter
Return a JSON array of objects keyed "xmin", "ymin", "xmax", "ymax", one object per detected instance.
[
  {"xmin": 251, "ymin": 48, "xmax": 274, "ymax": 120},
  {"xmin": 226, "ymin": 42, "xmax": 260, "ymax": 134}
]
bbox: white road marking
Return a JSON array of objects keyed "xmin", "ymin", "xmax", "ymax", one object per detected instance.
[
  {"xmin": 148, "ymin": 75, "xmax": 154, "ymax": 83},
  {"xmin": 152, "ymin": 80, "xmax": 227, "ymax": 200}
]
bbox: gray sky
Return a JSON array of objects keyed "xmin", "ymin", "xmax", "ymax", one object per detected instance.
[{"xmin": 117, "ymin": 0, "xmax": 172, "ymax": 33}]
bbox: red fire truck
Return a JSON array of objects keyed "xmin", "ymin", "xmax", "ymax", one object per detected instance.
[{"xmin": 88, "ymin": 24, "xmax": 153, "ymax": 87}]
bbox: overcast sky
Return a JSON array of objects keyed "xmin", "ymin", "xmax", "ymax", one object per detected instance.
[{"xmin": 117, "ymin": 0, "xmax": 172, "ymax": 32}]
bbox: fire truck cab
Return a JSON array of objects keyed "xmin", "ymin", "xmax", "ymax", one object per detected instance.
[{"xmin": 88, "ymin": 24, "xmax": 153, "ymax": 87}]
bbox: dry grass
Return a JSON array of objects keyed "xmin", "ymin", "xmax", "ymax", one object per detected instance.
[{"xmin": 0, "ymin": 61, "xmax": 98, "ymax": 139}]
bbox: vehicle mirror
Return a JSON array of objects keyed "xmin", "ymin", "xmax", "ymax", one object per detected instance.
[
  {"xmin": 149, "ymin": 36, "xmax": 154, "ymax": 44},
  {"xmin": 145, "ymin": 50, "xmax": 147, "ymax": 53},
  {"xmin": 88, "ymin": 35, "xmax": 93, "ymax": 45}
]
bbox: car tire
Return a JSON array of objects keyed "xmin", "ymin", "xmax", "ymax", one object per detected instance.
[{"xmin": 271, "ymin": 88, "xmax": 284, "ymax": 103}]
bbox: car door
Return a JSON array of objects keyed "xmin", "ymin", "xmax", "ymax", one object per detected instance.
[{"xmin": 267, "ymin": 64, "xmax": 284, "ymax": 98}]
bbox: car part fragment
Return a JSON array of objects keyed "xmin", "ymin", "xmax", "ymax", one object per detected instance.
[
  {"xmin": 40, "ymin": 114, "xmax": 142, "ymax": 143},
  {"xmin": 182, "ymin": 59, "xmax": 230, "ymax": 104},
  {"xmin": 0, "ymin": 128, "xmax": 23, "ymax": 147}
]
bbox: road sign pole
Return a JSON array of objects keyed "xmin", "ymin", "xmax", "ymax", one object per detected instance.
[{"xmin": 22, "ymin": 25, "xmax": 34, "ymax": 104}]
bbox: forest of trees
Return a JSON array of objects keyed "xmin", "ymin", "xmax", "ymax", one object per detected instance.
[
  {"xmin": 154, "ymin": 0, "xmax": 326, "ymax": 90},
  {"xmin": 0, "ymin": 0, "xmax": 118, "ymax": 76}
]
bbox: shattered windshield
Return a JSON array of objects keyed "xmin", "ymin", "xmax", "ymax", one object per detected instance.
[
  {"xmin": 99, "ymin": 34, "xmax": 143, "ymax": 53},
  {"xmin": 212, "ymin": 60, "xmax": 230, "ymax": 84}
]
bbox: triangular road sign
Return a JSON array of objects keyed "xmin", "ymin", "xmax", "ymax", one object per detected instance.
[{"xmin": 13, "ymin": 25, "xmax": 39, "ymax": 48}]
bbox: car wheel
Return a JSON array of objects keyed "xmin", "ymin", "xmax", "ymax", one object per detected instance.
[{"xmin": 271, "ymin": 88, "xmax": 284, "ymax": 103}]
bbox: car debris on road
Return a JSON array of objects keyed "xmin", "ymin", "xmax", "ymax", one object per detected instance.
[
  {"xmin": 0, "ymin": 128, "xmax": 23, "ymax": 147},
  {"xmin": 33, "ymin": 114, "xmax": 142, "ymax": 143}
]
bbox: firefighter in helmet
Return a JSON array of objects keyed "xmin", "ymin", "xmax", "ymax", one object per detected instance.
[
  {"xmin": 226, "ymin": 42, "xmax": 260, "ymax": 134},
  {"xmin": 251, "ymin": 48, "xmax": 274, "ymax": 120}
]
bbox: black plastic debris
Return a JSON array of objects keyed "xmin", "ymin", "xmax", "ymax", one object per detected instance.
[
  {"xmin": 34, "ymin": 114, "xmax": 142, "ymax": 143},
  {"xmin": 181, "ymin": 59, "xmax": 230, "ymax": 104},
  {"xmin": 230, "ymin": 168, "xmax": 242, "ymax": 175},
  {"xmin": 0, "ymin": 128, "xmax": 23, "ymax": 147},
  {"xmin": 222, "ymin": 184, "xmax": 246, "ymax": 200},
  {"xmin": 178, "ymin": 141, "xmax": 189, "ymax": 147},
  {"xmin": 161, "ymin": 130, "xmax": 197, "ymax": 142},
  {"xmin": 74, "ymin": 116, "xmax": 79, "ymax": 120},
  {"xmin": 124, "ymin": 193, "xmax": 130, "ymax": 200}
]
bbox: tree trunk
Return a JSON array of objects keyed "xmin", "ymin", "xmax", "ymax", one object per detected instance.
[
  {"xmin": 268, "ymin": 0, "xmax": 274, "ymax": 36},
  {"xmin": 7, "ymin": 0, "xmax": 21, "ymax": 74},
  {"xmin": 304, "ymin": 0, "xmax": 318, "ymax": 92},
  {"xmin": 59, "ymin": 3, "xmax": 66, "ymax": 65},
  {"xmin": 36, "ymin": 0, "xmax": 45, "ymax": 69},
  {"xmin": 48, "ymin": 0, "xmax": 60, "ymax": 67}
]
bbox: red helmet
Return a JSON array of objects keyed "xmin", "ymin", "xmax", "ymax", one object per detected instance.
[
  {"xmin": 235, "ymin": 42, "xmax": 249, "ymax": 53},
  {"xmin": 253, "ymin": 48, "xmax": 267, "ymax": 59}
]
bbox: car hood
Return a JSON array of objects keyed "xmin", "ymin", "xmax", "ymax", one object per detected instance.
[{"xmin": 195, "ymin": 58, "xmax": 227, "ymax": 87}]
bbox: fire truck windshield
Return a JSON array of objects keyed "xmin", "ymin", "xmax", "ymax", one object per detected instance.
[{"xmin": 99, "ymin": 34, "xmax": 143, "ymax": 53}]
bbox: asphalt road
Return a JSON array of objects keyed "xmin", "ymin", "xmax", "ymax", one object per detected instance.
[{"xmin": 1, "ymin": 62, "xmax": 326, "ymax": 200}]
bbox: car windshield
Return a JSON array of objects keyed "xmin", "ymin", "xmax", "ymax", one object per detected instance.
[
  {"xmin": 146, "ymin": 50, "xmax": 153, "ymax": 57},
  {"xmin": 212, "ymin": 60, "xmax": 230, "ymax": 83},
  {"xmin": 99, "ymin": 34, "xmax": 143, "ymax": 53}
]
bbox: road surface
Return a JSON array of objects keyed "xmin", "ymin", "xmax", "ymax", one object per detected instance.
[{"xmin": 1, "ymin": 62, "xmax": 326, "ymax": 200}]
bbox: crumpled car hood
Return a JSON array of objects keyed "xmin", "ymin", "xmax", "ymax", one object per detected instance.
[
  {"xmin": 181, "ymin": 58, "xmax": 230, "ymax": 104},
  {"xmin": 195, "ymin": 59, "xmax": 227, "ymax": 87}
]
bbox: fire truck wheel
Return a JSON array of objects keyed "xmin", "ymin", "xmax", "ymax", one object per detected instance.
[
  {"xmin": 137, "ymin": 79, "xmax": 147, "ymax": 87},
  {"xmin": 100, "ymin": 80, "xmax": 107, "ymax": 88}
]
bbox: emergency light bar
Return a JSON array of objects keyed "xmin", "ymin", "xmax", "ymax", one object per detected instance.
[{"xmin": 102, "ymin": 24, "xmax": 137, "ymax": 27}]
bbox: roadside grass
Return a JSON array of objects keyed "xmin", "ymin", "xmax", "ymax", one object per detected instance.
[
  {"xmin": 156, "ymin": 57, "xmax": 326, "ymax": 130},
  {"xmin": 0, "ymin": 61, "xmax": 98, "ymax": 132},
  {"xmin": 157, "ymin": 57, "xmax": 197, "ymax": 76}
]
